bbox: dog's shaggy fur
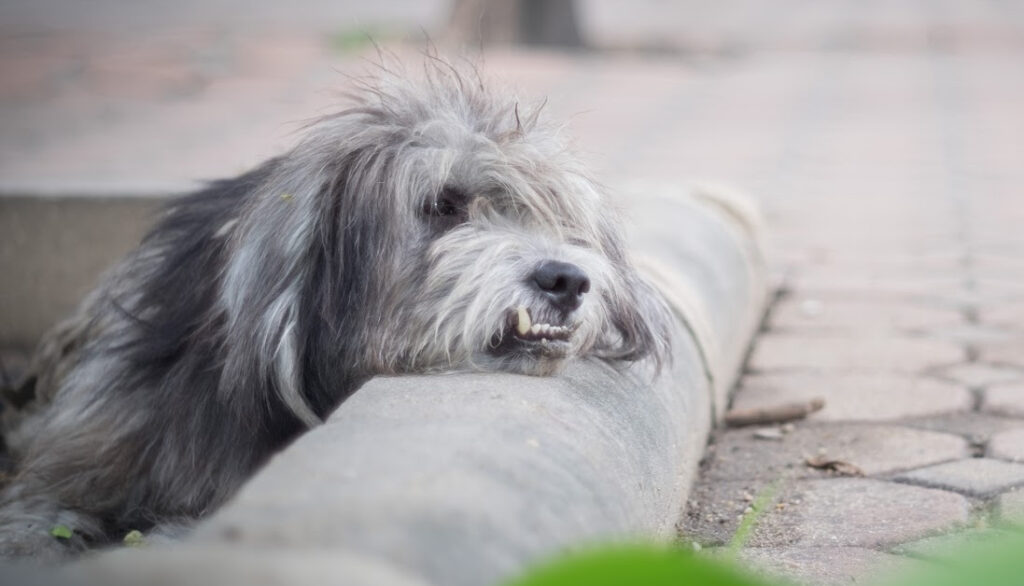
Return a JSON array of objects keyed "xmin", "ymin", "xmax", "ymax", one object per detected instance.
[{"xmin": 0, "ymin": 60, "xmax": 670, "ymax": 559}]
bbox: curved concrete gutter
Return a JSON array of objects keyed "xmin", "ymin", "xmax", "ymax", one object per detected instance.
[{"xmin": 6, "ymin": 184, "xmax": 768, "ymax": 585}]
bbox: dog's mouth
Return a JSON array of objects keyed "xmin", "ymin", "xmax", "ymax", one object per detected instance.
[
  {"xmin": 489, "ymin": 306, "xmax": 577, "ymax": 359},
  {"xmin": 511, "ymin": 306, "xmax": 575, "ymax": 343}
]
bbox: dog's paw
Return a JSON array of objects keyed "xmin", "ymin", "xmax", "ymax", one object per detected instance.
[
  {"xmin": 0, "ymin": 525, "xmax": 86, "ymax": 562},
  {"xmin": 0, "ymin": 503, "xmax": 92, "ymax": 562}
]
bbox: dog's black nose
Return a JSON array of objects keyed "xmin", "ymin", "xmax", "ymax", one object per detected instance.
[{"xmin": 532, "ymin": 261, "xmax": 591, "ymax": 312}]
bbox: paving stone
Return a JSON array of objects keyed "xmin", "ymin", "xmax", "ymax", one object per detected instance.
[
  {"xmin": 974, "ymin": 279, "xmax": 1024, "ymax": 305},
  {"xmin": 982, "ymin": 301, "xmax": 1024, "ymax": 330},
  {"xmin": 933, "ymin": 362, "xmax": 1024, "ymax": 387},
  {"xmin": 976, "ymin": 338, "xmax": 1024, "ymax": 368},
  {"xmin": 705, "ymin": 423, "xmax": 969, "ymax": 481},
  {"xmin": 982, "ymin": 383, "xmax": 1024, "ymax": 417},
  {"xmin": 893, "ymin": 458, "xmax": 1024, "ymax": 497},
  {"xmin": 894, "ymin": 528, "xmax": 1018, "ymax": 561},
  {"xmin": 733, "ymin": 373, "xmax": 972, "ymax": 422},
  {"xmin": 680, "ymin": 480, "xmax": 779, "ymax": 547},
  {"xmin": 904, "ymin": 412, "xmax": 1024, "ymax": 445},
  {"xmin": 748, "ymin": 334, "xmax": 965, "ymax": 373},
  {"xmin": 997, "ymin": 490, "xmax": 1024, "ymax": 524},
  {"xmin": 780, "ymin": 479, "xmax": 969, "ymax": 548},
  {"xmin": 924, "ymin": 289, "xmax": 1022, "ymax": 312},
  {"xmin": 920, "ymin": 324, "xmax": 1021, "ymax": 346},
  {"xmin": 684, "ymin": 478, "xmax": 969, "ymax": 549},
  {"xmin": 739, "ymin": 547, "xmax": 916, "ymax": 586},
  {"xmin": 790, "ymin": 272, "xmax": 963, "ymax": 300},
  {"xmin": 988, "ymin": 429, "xmax": 1024, "ymax": 462},
  {"xmin": 768, "ymin": 295, "xmax": 963, "ymax": 334}
]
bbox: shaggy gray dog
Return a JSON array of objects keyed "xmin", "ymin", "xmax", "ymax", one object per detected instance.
[{"xmin": 0, "ymin": 60, "xmax": 670, "ymax": 559}]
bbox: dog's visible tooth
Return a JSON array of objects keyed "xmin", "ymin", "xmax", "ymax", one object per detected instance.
[
  {"xmin": 530, "ymin": 324, "xmax": 541, "ymax": 335},
  {"xmin": 516, "ymin": 306, "xmax": 531, "ymax": 335}
]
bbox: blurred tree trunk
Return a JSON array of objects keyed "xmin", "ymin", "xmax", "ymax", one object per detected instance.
[{"xmin": 448, "ymin": 0, "xmax": 583, "ymax": 48}]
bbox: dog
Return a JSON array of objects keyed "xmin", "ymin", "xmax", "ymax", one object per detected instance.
[{"xmin": 0, "ymin": 58, "xmax": 670, "ymax": 560}]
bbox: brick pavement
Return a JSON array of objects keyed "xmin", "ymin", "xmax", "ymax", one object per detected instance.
[
  {"xmin": 3, "ymin": 1, "xmax": 1024, "ymax": 585},
  {"xmin": 668, "ymin": 2, "xmax": 1024, "ymax": 583}
]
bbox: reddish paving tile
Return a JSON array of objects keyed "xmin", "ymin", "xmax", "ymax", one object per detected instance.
[
  {"xmin": 747, "ymin": 334, "xmax": 965, "ymax": 374},
  {"xmin": 982, "ymin": 383, "xmax": 1024, "ymax": 418},
  {"xmin": 733, "ymin": 373, "xmax": 971, "ymax": 422}
]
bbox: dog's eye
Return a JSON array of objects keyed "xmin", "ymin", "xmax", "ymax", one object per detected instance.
[
  {"xmin": 421, "ymin": 187, "xmax": 469, "ymax": 227},
  {"xmin": 431, "ymin": 198, "xmax": 459, "ymax": 216}
]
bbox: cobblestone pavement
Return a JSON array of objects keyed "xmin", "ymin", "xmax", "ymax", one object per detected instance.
[{"xmin": 3, "ymin": 1, "xmax": 1024, "ymax": 585}]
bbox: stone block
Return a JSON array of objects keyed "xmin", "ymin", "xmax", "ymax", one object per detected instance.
[
  {"xmin": 733, "ymin": 373, "xmax": 971, "ymax": 422},
  {"xmin": 704, "ymin": 423, "xmax": 969, "ymax": 481},
  {"xmin": 768, "ymin": 295, "xmax": 963, "ymax": 334},
  {"xmin": 893, "ymin": 458, "xmax": 1024, "ymax": 497},
  {"xmin": 988, "ymin": 428, "xmax": 1024, "ymax": 463},
  {"xmin": 982, "ymin": 383, "xmax": 1024, "ymax": 417},
  {"xmin": 782, "ymin": 479, "xmax": 969, "ymax": 548},
  {"xmin": 935, "ymin": 363, "xmax": 1024, "ymax": 388},
  {"xmin": 997, "ymin": 490, "xmax": 1024, "ymax": 524},
  {"xmin": 894, "ymin": 528, "xmax": 1017, "ymax": 561},
  {"xmin": 739, "ymin": 547, "xmax": 915, "ymax": 586},
  {"xmin": 748, "ymin": 334, "xmax": 964, "ymax": 374},
  {"xmin": 683, "ymin": 479, "xmax": 969, "ymax": 550}
]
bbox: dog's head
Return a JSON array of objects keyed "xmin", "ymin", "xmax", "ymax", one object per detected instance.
[{"xmin": 218, "ymin": 60, "xmax": 670, "ymax": 417}]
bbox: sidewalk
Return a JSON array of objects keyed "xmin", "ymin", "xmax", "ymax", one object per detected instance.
[{"xmin": 3, "ymin": 2, "xmax": 1024, "ymax": 584}]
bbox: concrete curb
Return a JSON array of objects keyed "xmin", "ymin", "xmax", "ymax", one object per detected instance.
[
  {"xmin": 2, "ymin": 184, "xmax": 768, "ymax": 585},
  {"xmin": 0, "ymin": 193, "xmax": 164, "ymax": 348}
]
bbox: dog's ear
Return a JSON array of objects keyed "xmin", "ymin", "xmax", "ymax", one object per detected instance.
[
  {"xmin": 216, "ymin": 161, "xmax": 333, "ymax": 429},
  {"xmin": 590, "ymin": 212, "xmax": 673, "ymax": 372},
  {"xmin": 216, "ymin": 134, "xmax": 399, "ymax": 427},
  {"xmin": 601, "ymin": 267, "xmax": 673, "ymax": 371}
]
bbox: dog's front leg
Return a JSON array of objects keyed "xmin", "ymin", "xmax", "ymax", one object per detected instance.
[{"xmin": 0, "ymin": 486, "xmax": 101, "ymax": 561}]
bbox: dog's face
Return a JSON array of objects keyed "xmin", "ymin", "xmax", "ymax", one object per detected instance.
[
  {"xmin": 220, "ymin": 65, "xmax": 669, "ymax": 393},
  {"xmin": 396, "ymin": 132, "xmax": 661, "ymax": 376}
]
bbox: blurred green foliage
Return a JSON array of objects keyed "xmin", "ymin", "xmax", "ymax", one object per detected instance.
[{"xmin": 505, "ymin": 528, "xmax": 1024, "ymax": 586}]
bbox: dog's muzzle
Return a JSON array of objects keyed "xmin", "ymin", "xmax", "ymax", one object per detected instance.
[{"xmin": 490, "ymin": 261, "xmax": 590, "ymax": 359}]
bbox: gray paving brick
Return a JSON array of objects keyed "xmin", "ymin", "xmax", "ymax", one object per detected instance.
[
  {"xmin": 739, "ymin": 547, "xmax": 916, "ymax": 586},
  {"xmin": 998, "ymin": 490, "xmax": 1024, "ymax": 524},
  {"xmin": 934, "ymin": 363, "xmax": 1024, "ymax": 387},
  {"xmin": 777, "ymin": 479, "xmax": 969, "ymax": 548},
  {"xmin": 982, "ymin": 383, "xmax": 1024, "ymax": 418},
  {"xmin": 894, "ymin": 528, "xmax": 1018, "ymax": 561},
  {"xmin": 988, "ymin": 429, "xmax": 1024, "ymax": 463},
  {"xmin": 893, "ymin": 459, "xmax": 1024, "ymax": 498},
  {"xmin": 768, "ymin": 295, "xmax": 963, "ymax": 334},
  {"xmin": 681, "ymin": 480, "xmax": 775, "ymax": 547},
  {"xmin": 683, "ymin": 478, "xmax": 969, "ymax": 549},
  {"xmin": 982, "ymin": 301, "xmax": 1024, "ymax": 330},
  {"xmin": 919, "ymin": 324, "xmax": 1021, "ymax": 346},
  {"xmin": 748, "ymin": 334, "xmax": 964, "ymax": 373},
  {"xmin": 977, "ymin": 339, "xmax": 1024, "ymax": 368},
  {"xmin": 705, "ymin": 423, "xmax": 969, "ymax": 481},
  {"xmin": 733, "ymin": 373, "xmax": 971, "ymax": 422},
  {"xmin": 904, "ymin": 412, "xmax": 1024, "ymax": 445}
]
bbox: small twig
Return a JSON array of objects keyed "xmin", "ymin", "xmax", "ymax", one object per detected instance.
[
  {"xmin": 724, "ymin": 398, "xmax": 825, "ymax": 427},
  {"xmin": 804, "ymin": 456, "xmax": 863, "ymax": 477}
]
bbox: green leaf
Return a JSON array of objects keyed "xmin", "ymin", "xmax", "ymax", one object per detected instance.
[
  {"xmin": 50, "ymin": 524, "xmax": 73, "ymax": 539},
  {"xmin": 123, "ymin": 529, "xmax": 145, "ymax": 547},
  {"xmin": 504, "ymin": 543, "xmax": 786, "ymax": 586}
]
